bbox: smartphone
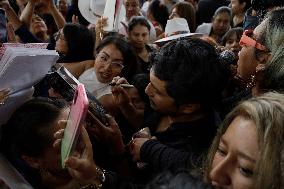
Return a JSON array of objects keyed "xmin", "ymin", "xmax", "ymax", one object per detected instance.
[
  {"xmin": 49, "ymin": 66, "xmax": 108, "ymax": 125},
  {"xmin": 61, "ymin": 84, "xmax": 89, "ymax": 168},
  {"xmin": 0, "ymin": 9, "xmax": 7, "ymax": 43}
]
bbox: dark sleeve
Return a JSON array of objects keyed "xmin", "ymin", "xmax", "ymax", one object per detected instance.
[
  {"xmin": 14, "ymin": 24, "xmax": 54, "ymax": 50},
  {"xmin": 103, "ymin": 171, "xmax": 144, "ymax": 189},
  {"xmin": 140, "ymin": 140, "xmax": 193, "ymax": 172},
  {"xmin": 14, "ymin": 24, "xmax": 41, "ymax": 43}
]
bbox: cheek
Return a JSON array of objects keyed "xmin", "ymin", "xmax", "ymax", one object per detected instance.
[
  {"xmin": 211, "ymin": 153, "xmax": 222, "ymax": 171},
  {"xmin": 55, "ymin": 41, "xmax": 68, "ymax": 54},
  {"xmin": 42, "ymin": 148, "xmax": 61, "ymax": 170},
  {"xmin": 94, "ymin": 61, "xmax": 104, "ymax": 72},
  {"xmin": 237, "ymin": 48, "xmax": 257, "ymax": 79}
]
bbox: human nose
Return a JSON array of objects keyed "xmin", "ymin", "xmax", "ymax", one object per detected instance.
[
  {"xmin": 232, "ymin": 41, "xmax": 239, "ymax": 48},
  {"xmin": 128, "ymin": 6, "xmax": 134, "ymax": 10},
  {"xmin": 145, "ymin": 83, "xmax": 152, "ymax": 97},
  {"xmin": 102, "ymin": 60, "xmax": 113, "ymax": 70},
  {"xmin": 209, "ymin": 158, "xmax": 231, "ymax": 186},
  {"xmin": 137, "ymin": 35, "xmax": 143, "ymax": 41}
]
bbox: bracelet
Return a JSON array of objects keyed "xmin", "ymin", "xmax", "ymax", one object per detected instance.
[{"xmin": 80, "ymin": 167, "xmax": 106, "ymax": 189}]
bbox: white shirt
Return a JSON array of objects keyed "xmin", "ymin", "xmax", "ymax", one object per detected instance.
[{"xmin": 78, "ymin": 68, "xmax": 112, "ymax": 99}]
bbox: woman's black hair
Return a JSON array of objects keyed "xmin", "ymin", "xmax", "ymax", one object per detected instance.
[
  {"xmin": 61, "ymin": 23, "xmax": 94, "ymax": 62},
  {"xmin": 128, "ymin": 16, "xmax": 151, "ymax": 33},
  {"xmin": 148, "ymin": 0, "xmax": 169, "ymax": 30},
  {"xmin": 96, "ymin": 36, "xmax": 140, "ymax": 80}
]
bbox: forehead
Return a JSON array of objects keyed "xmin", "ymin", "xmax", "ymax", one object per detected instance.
[
  {"xmin": 124, "ymin": 0, "xmax": 139, "ymax": 4},
  {"xmin": 226, "ymin": 33, "xmax": 238, "ymax": 40},
  {"xmin": 231, "ymin": 0, "xmax": 239, "ymax": 3},
  {"xmin": 99, "ymin": 44, "xmax": 123, "ymax": 59},
  {"xmin": 130, "ymin": 24, "xmax": 149, "ymax": 33},
  {"xmin": 222, "ymin": 116, "xmax": 258, "ymax": 158},
  {"xmin": 215, "ymin": 12, "xmax": 230, "ymax": 20}
]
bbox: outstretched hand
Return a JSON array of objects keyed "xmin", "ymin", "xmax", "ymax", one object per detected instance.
[
  {"xmin": 111, "ymin": 76, "xmax": 132, "ymax": 107},
  {"xmin": 53, "ymin": 123, "xmax": 99, "ymax": 185},
  {"xmin": 87, "ymin": 114, "xmax": 125, "ymax": 155}
]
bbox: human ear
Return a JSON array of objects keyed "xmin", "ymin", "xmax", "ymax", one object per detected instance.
[
  {"xmin": 179, "ymin": 103, "xmax": 201, "ymax": 114},
  {"xmin": 21, "ymin": 155, "xmax": 41, "ymax": 169},
  {"xmin": 256, "ymin": 51, "xmax": 271, "ymax": 64}
]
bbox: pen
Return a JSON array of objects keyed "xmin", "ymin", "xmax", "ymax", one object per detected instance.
[{"xmin": 109, "ymin": 83, "xmax": 134, "ymax": 88}]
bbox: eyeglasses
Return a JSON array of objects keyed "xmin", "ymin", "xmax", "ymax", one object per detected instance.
[
  {"xmin": 239, "ymin": 30, "xmax": 268, "ymax": 51},
  {"xmin": 96, "ymin": 53, "xmax": 124, "ymax": 71},
  {"xmin": 54, "ymin": 29, "xmax": 65, "ymax": 41}
]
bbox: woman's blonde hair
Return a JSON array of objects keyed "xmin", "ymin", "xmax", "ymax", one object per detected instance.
[{"xmin": 204, "ymin": 92, "xmax": 284, "ymax": 189}]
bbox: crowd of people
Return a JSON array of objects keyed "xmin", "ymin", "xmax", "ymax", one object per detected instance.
[{"xmin": 0, "ymin": 0, "xmax": 284, "ymax": 189}]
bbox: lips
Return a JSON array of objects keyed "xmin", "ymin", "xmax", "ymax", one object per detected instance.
[{"xmin": 98, "ymin": 72, "xmax": 112, "ymax": 82}]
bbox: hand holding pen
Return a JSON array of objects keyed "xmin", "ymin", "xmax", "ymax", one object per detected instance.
[
  {"xmin": 109, "ymin": 76, "xmax": 134, "ymax": 88},
  {"xmin": 110, "ymin": 76, "xmax": 134, "ymax": 106}
]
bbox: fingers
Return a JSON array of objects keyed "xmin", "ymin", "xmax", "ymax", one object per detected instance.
[
  {"xmin": 53, "ymin": 128, "xmax": 64, "ymax": 148},
  {"xmin": 111, "ymin": 76, "xmax": 128, "ymax": 85},
  {"xmin": 72, "ymin": 15, "xmax": 79, "ymax": 24},
  {"xmin": 87, "ymin": 110, "xmax": 107, "ymax": 129},
  {"xmin": 64, "ymin": 156, "xmax": 82, "ymax": 171},
  {"xmin": 80, "ymin": 127, "xmax": 93, "ymax": 159},
  {"xmin": 54, "ymin": 128, "xmax": 65, "ymax": 139},
  {"xmin": 57, "ymin": 120, "xmax": 68, "ymax": 129}
]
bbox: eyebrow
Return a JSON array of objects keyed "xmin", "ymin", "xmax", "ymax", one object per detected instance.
[
  {"xmin": 220, "ymin": 137, "xmax": 256, "ymax": 163},
  {"xmin": 238, "ymin": 151, "xmax": 256, "ymax": 163},
  {"xmin": 100, "ymin": 51, "xmax": 123, "ymax": 62},
  {"xmin": 100, "ymin": 51, "xmax": 110, "ymax": 58}
]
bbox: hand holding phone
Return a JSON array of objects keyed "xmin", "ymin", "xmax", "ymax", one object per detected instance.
[{"xmin": 61, "ymin": 84, "xmax": 88, "ymax": 168}]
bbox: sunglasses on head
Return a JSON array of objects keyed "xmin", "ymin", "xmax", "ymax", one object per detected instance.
[{"xmin": 239, "ymin": 30, "xmax": 268, "ymax": 51}]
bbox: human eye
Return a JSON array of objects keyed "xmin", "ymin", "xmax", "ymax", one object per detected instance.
[
  {"xmin": 111, "ymin": 62, "xmax": 123, "ymax": 69},
  {"xmin": 239, "ymin": 166, "xmax": 254, "ymax": 177},
  {"xmin": 216, "ymin": 144, "xmax": 227, "ymax": 156},
  {"xmin": 226, "ymin": 40, "xmax": 234, "ymax": 45},
  {"xmin": 99, "ymin": 55, "xmax": 107, "ymax": 62}
]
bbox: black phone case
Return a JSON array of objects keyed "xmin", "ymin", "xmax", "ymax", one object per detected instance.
[{"xmin": 49, "ymin": 66, "xmax": 108, "ymax": 125}]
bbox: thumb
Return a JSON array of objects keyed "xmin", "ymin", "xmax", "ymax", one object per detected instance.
[{"xmin": 65, "ymin": 156, "xmax": 82, "ymax": 171}]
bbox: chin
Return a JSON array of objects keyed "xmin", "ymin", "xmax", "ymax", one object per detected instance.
[{"xmin": 97, "ymin": 76, "xmax": 111, "ymax": 84}]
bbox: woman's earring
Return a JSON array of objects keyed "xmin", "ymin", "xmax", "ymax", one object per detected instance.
[{"xmin": 246, "ymin": 64, "xmax": 265, "ymax": 89}]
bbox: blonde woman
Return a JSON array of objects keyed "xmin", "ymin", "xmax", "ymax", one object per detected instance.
[{"xmin": 205, "ymin": 92, "xmax": 284, "ymax": 189}]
